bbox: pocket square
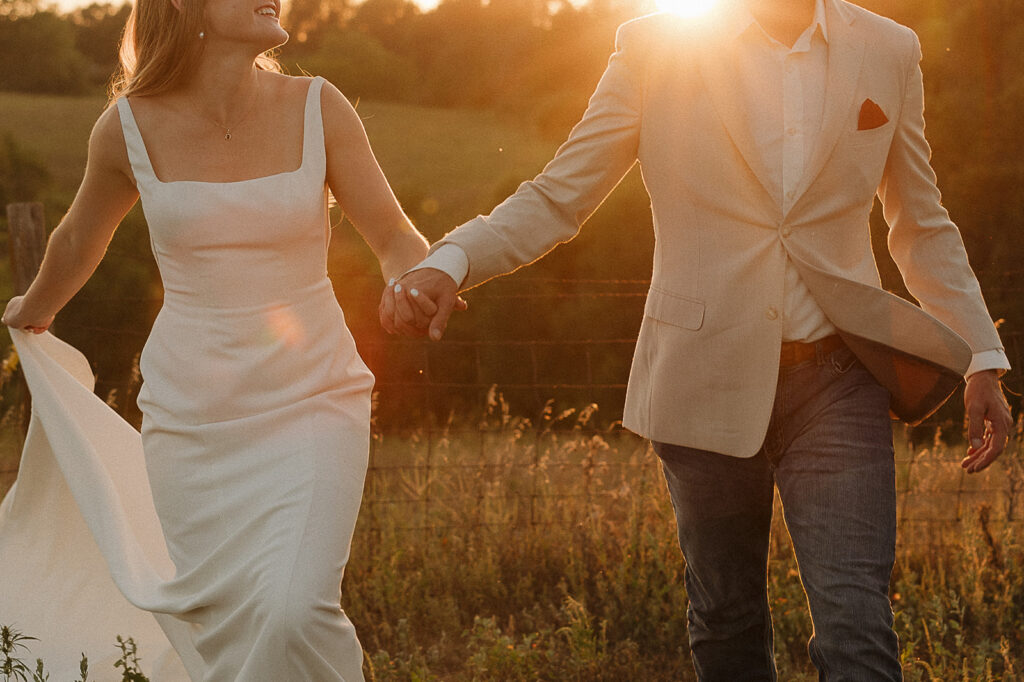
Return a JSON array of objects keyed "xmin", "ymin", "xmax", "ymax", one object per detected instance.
[{"xmin": 857, "ymin": 98, "xmax": 889, "ymax": 130}]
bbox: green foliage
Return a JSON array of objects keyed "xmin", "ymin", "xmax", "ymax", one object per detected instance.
[
  {"xmin": 0, "ymin": 10, "xmax": 91, "ymax": 94},
  {"xmin": 0, "ymin": 629, "xmax": 111, "ymax": 682},
  {"xmin": 286, "ymin": 30, "xmax": 421, "ymax": 103},
  {"xmin": 0, "ymin": 133, "xmax": 50, "ymax": 207},
  {"xmin": 1, "ymin": 427, "xmax": 1022, "ymax": 679},
  {"xmin": 29, "ymin": 658, "xmax": 46, "ymax": 682},
  {"xmin": 68, "ymin": 2, "xmax": 133, "ymax": 87},
  {"xmin": 112, "ymin": 636, "xmax": 148, "ymax": 682},
  {"xmin": 1, "ymin": 625, "xmax": 37, "ymax": 682},
  {"xmin": 348, "ymin": 421, "xmax": 1024, "ymax": 680}
]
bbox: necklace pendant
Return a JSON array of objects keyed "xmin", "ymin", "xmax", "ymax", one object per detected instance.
[{"xmin": 224, "ymin": 131, "xmax": 232, "ymax": 140}]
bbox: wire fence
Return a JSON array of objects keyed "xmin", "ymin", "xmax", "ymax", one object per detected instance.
[{"xmin": 1, "ymin": 281, "xmax": 1022, "ymax": 544}]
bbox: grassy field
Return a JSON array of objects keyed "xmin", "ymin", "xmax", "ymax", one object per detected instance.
[
  {"xmin": 2, "ymin": 92, "xmax": 1023, "ymax": 679},
  {"xmin": 0, "ymin": 90, "xmax": 560, "ymax": 241},
  {"xmin": 1, "ymin": 404, "xmax": 1022, "ymax": 680}
]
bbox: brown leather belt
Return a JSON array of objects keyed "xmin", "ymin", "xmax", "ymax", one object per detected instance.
[{"xmin": 779, "ymin": 334, "xmax": 845, "ymax": 368}]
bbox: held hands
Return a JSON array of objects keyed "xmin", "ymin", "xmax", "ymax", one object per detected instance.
[
  {"xmin": 378, "ymin": 268, "xmax": 467, "ymax": 341},
  {"xmin": 962, "ymin": 369, "xmax": 1015, "ymax": 473},
  {"xmin": 2, "ymin": 296, "xmax": 54, "ymax": 334}
]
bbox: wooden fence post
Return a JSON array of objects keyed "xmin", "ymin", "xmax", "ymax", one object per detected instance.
[{"xmin": 7, "ymin": 202, "xmax": 47, "ymax": 295}]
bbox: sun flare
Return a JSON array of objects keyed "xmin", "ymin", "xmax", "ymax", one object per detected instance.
[{"xmin": 655, "ymin": 0, "xmax": 719, "ymax": 18}]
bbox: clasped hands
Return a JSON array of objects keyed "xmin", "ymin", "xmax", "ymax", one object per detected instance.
[{"xmin": 378, "ymin": 268, "xmax": 466, "ymax": 340}]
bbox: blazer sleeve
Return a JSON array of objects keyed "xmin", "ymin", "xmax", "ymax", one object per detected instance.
[
  {"xmin": 878, "ymin": 31, "xmax": 1005, "ymax": 357},
  {"xmin": 430, "ymin": 21, "xmax": 647, "ymax": 290}
]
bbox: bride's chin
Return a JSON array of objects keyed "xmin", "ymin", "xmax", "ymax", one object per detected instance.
[
  {"xmin": 248, "ymin": 31, "xmax": 288, "ymax": 54},
  {"xmin": 267, "ymin": 28, "xmax": 290, "ymax": 48}
]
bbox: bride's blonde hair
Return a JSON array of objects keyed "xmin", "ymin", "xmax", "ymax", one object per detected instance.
[{"xmin": 109, "ymin": 0, "xmax": 282, "ymax": 101}]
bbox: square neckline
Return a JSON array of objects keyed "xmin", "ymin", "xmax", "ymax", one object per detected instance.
[{"xmin": 121, "ymin": 76, "xmax": 320, "ymax": 187}]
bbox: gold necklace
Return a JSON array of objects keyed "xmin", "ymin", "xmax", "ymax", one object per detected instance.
[{"xmin": 190, "ymin": 79, "xmax": 262, "ymax": 141}]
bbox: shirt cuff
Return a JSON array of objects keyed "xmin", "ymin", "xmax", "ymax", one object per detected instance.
[
  {"xmin": 965, "ymin": 349, "xmax": 1011, "ymax": 378},
  {"xmin": 406, "ymin": 243, "xmax": 469, "ymax": 289}
]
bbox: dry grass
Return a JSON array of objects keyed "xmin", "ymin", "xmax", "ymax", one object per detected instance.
[{"xmin": 0, "ymin": 392, "xmax": 1021, "ymax": 679}]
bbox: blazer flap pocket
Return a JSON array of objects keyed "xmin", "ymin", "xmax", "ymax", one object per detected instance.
[{"xmin": 644, "ymin": 288, "xmax": 705, "ymax": 330}]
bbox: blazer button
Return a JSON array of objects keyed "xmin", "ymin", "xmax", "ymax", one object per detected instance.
[{"xmin": 766, "ymin": 306, "xmax": 779, "ymax": 320}]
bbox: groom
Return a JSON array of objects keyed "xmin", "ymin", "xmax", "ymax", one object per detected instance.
[{"xmin": 381, "ymin": 0, "xmax": 1013, "ymax": 677}]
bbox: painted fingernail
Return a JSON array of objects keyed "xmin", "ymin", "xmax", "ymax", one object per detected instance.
[
  {"xmin": 430, "ymin": 329, "xmax": 441, "ymax": 341},
  {"xmin": 410, "ymin": 289, "xmax": 419, "ymax": 297},
  {"xmin": 395, "ymin": 284, "xmax": 402, "ymax": 294},
  {"xmin": 388, "ymin": 278, "xmax": 396, "ymax": 287}
]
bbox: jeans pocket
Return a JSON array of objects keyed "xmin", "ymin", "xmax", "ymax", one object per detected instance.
[{"xmin": 828, "ymin": 346, "xmax": 859, "ymax": 377}]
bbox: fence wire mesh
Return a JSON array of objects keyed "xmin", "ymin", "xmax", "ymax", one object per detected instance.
[{"xmin": 1, "ymin": 281, "xmax": 1021, "ymax": 548}]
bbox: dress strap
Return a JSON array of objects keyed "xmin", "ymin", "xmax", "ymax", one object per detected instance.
[
  {"xmin": 302, "ymin": 76, "xmax": 327, "ymax": 176},
  {"xmin": 115, "ymin": 98, "xmax": 158, "ymax": 187}
]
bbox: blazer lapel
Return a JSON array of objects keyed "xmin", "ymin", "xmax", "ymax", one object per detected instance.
[
  {"xmin": 697, "ymin": 42, "xmax": 777, "ymax": 204},
  {"xmin": 789, "ymin": 0, "xmax": 866, "ymax": 210}
]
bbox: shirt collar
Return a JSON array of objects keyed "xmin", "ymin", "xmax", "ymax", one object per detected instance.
[
  {"xmin": 721, "ymin": 0, "xmax": 830, "ymax": 47},
  {"xmin": 808, "ymin": 0, "xmax": 829, "ymax": 44}
]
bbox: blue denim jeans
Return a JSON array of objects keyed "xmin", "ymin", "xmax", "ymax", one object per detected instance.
[{"xmin": 655, "ymin": 343, "xmax": 901, "ymax": 681}]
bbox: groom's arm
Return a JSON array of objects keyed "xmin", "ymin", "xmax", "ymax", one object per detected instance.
[
  {"xmin": 381, "ymin": 17, "xmax": 654, "ymax": 337},
  {"xmin": 879, "ymin": 32, "xmax": 1007, "ymax": 369},
  {"xmin": 435, "ymin": 18, "xmax": 646, "ymax": 291},
  {"xmin": 877, "ymin": 31, "xmax": 1012, "ymax": 470}
]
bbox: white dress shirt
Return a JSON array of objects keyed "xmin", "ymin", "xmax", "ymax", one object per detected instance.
[
  {"xmin": 413, "ymin": 0, "xmax": 1008, "ymax": 376},
  {"xmin": 727, "ymin": 0, "xmax": 837, "ymax": 344}
]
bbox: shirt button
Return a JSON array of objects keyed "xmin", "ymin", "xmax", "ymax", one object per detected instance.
[
  {"xmin": 766, "ymin": 306, "xmax": 779, "ymax": 320},
  {"xmin": 781, "ymin": 226, "xmax": 793, "ymax": 237},
  {"xmin": 787, "ymin": 127, "xmax": 797, "ymax": 136}
]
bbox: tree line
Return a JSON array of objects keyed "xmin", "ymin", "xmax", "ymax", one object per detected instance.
[
  {"xmin": 0, "ymin": 0, "xmax": 650, "ymax": 137},
  {"xmin": 2, "ymin": 0, "xmax": 1022, "ymax": 152}
]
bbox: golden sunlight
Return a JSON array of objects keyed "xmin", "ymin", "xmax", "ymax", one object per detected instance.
[
  {"xmin": 655, "ymin": 0, "xmax": 719, "ymax": 18},
  {"xmin": 264, "ymin": 306, "xmax": 306, "ymax": 348}
]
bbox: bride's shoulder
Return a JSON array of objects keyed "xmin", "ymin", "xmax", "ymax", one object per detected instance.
[
  {"xmin": 80, "ymin": 104, "xmax": 134, "ymax": 180},
  {"xmin": 92, "ymin": 103, "xmax": 129, "ymax": 148},
  {"xmin": 262, "ymin": 72, "xmax": 321, "ymax": 94},
  {"xmin": 311, "ymin": 78, "xmax": 368, "ymax": 148},
  {"xmin": 310, "ymin": 76, "xmax": 358, "ymax": 121},
  {"xmin": 259, "ymin": 72, "xmax": 336, "ymax": 113}
]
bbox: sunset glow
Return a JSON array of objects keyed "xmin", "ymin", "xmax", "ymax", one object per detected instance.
[
  {"xmin": 655, "ymin": 0, "xmax": 718, "ymax": 18},
  {"xmin": 264, "ymin": 306, "xmax": 306, "ymax": 348}
]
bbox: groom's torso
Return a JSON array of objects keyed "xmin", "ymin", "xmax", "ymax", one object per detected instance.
[
  {"xmin": 632, "ymin": 1, "xmax": 907, "ymax": 300},
  {"xmin": 620, "ymin": 2, "xmax": 957, "ymax": 455}
]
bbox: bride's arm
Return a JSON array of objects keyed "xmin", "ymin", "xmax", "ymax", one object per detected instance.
[
  {"xmin": 320, "ymin": 80, "xmax": 429, "ymax": 284},
  {"xmin": 2, "ymin": 106, "xmax": 140, "ymax": 332}
]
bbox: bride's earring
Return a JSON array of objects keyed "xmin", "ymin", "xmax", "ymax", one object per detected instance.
[{"xmin": 199, "ymin": 31, "xmax": 205, "ymax": 39}]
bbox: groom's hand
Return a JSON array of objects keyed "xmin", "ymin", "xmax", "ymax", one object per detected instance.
[
  {"xmin": 961, "ymin": 370, "xmax": 1014, "ymax": 473},
  {"xmin": 379, "ymin": 268, "xmax": 466, "ymax": 340}
]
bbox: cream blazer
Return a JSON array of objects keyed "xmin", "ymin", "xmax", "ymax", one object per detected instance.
[{"xmin": 432, "ymin": 0, "xmax": 1004, "ymax": 457}]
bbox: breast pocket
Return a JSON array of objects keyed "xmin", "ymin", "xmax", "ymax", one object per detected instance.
[
  {"xmin": 846, "ymin": 121, "xmax": 896, "ymax": 150},
  {"xmin": 644, "ymin": 287, "xmax": 705, "ymax": 330}
]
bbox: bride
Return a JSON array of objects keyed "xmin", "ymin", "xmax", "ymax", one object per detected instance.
[{"xmin": 0, "ymin": 0, "xmax": 448, "ymax": 677}]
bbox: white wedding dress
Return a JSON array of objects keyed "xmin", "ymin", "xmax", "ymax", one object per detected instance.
[{"xmin": 0, "ymin": 76, "xmax": 373, "ymax": 681}]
